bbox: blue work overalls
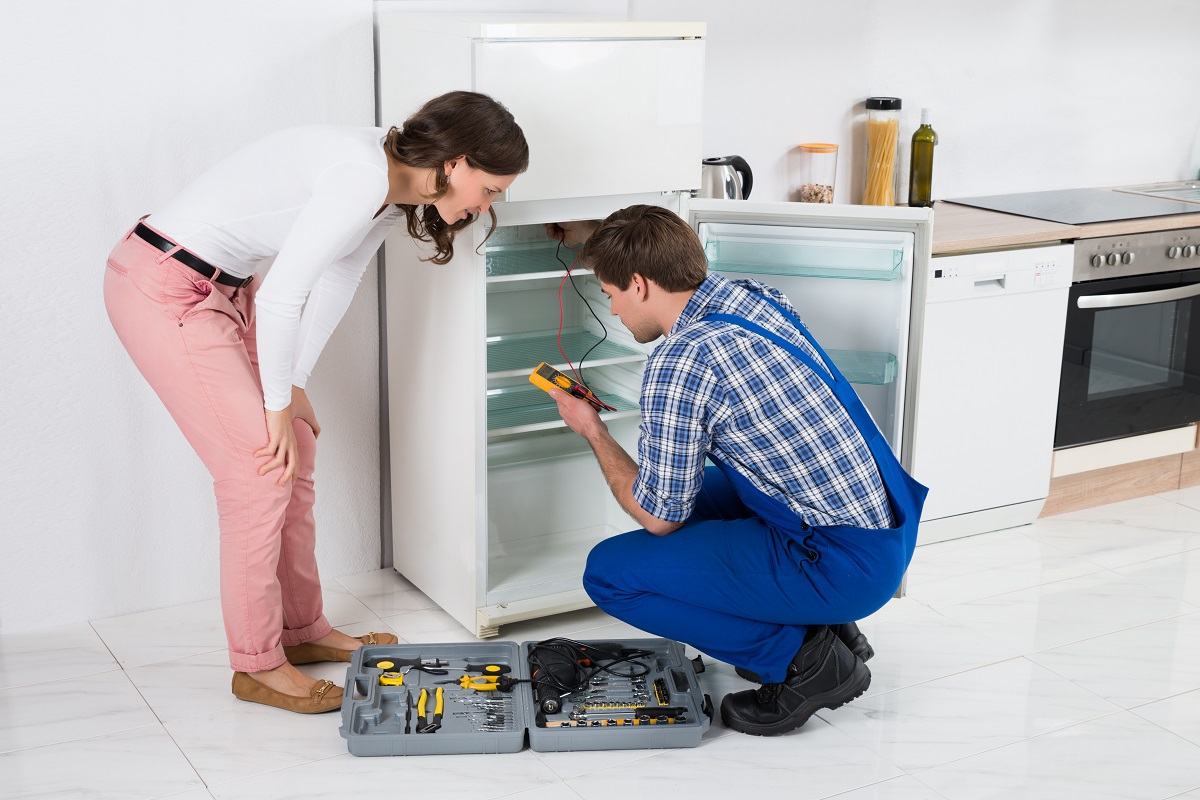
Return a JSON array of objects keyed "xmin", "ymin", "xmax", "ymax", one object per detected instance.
[{"xmin": 582, "ymin": 301, "xmax": 929, "ymax": 683}]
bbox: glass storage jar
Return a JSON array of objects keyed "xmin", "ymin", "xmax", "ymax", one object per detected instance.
[
  {"xmin": 863, "ymin": 96, "xmax": 901, "ymax": 206},
  {"xmin": 795, "ymin": 143, "xmax": 838, "ymax": 203}
]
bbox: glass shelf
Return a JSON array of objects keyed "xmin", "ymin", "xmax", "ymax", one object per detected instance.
[
  {"xmin": 486, "ymin": 241, "xmax": 587, "ymax": 281},
  {"xmin": 487, "ymin": 384, "xmax": 638, "ymax": 436},
  {"xmin": 700, "ymin": 227, "xmax": 904, "ymax": 281},
  {"xmin": 826, "ymin": 349, "xmax": 898, "ymax": 386},
  {"xmin": 487, "ymin": 329, "xmax": 643, "ymax": 377}
]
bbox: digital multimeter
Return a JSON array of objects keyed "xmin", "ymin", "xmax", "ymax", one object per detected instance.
[{"xmin": 528, "ymin": 362, "xmax": 614, "ymax": 411}]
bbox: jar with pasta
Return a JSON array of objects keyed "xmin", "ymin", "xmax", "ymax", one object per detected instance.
[{"xmin": 863, "ymin": 97, "xmax": 901, "ymax": 206}]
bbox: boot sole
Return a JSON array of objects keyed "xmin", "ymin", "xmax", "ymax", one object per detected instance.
[{"xmin": 721, "ymin": 658, "xmax": 872, "ymax": 736}]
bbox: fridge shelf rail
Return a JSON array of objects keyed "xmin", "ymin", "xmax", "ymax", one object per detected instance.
[
  {"xmin": 486, "ymin": 241, "xmax": 589, "ymax": 281},
  {"xmin": 486, "ymin": 384, "xmax": 639, "ymax": 436},
  {"xmin": 487, "ymin": 328, "xmax": 644, "ymax": 377},
  {"xmin": 700, "ymin": 226, "xmax": 904, "ymax": 282}
]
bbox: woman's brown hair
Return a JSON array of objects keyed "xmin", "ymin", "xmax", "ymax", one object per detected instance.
[{"xmin": 384, "ymin": 91, "xmax": 529, "ymax": 264}]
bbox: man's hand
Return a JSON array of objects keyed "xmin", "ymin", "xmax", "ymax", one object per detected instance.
[
  {"xmin": 549, "ymin": 388, "xmax": 605, "ymax": 441},
  {"xmin": 544, "ymin": 220, "xmax": 600, "ymax": 246}
]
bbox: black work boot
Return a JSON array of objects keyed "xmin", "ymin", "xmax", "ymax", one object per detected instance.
[
  {"xmin": 721, "ymin": 626, "xmax": 871, "ymax": 736},
  {"xmin": 734, "ymin": 621, "xmax": 873, "ymax": 683}
]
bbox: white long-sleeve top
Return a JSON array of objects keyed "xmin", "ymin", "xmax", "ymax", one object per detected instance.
[{"xmin": 149, "ymin": 125, "xmax": 402, "ymax": 411}]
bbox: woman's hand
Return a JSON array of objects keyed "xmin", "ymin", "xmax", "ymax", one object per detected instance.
[
  {"xmin": 256, "ymin": 406, "xmax": 299, "ymax": 485},
  {"xmin": 544, "ymin": 220, "xmax": 600, "ymax": 246},
  {"xmin": 289, "ymin": 385, "xmax": 321, "ymax": 438}
]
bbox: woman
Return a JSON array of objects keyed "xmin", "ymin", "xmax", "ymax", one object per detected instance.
[{"xmin": 104, "ymin": 91, "xmax": 528, "ymax": 713}]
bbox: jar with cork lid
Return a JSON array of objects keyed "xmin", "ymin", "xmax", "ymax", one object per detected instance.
[{"xmin": 795, "ymin": 143, "xmax": 838, "ymax": 203}]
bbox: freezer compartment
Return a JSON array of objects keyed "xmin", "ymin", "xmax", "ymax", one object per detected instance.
[
  {"xmin": 485, "ymin": 419, "xmax": 640, "ymax": 606},
  {"xmin": 699, "ymin": 222, "xmax": 905, "ymax": 281}
]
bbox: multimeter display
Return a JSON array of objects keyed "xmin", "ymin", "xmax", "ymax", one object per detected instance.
[{"xmin": 528, "ymin": 362, "xmax": 615, "ymax": 411}]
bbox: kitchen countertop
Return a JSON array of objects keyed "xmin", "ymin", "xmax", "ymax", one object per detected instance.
[{"xmin": 931, "ymin": 200, "xmax": 1200, "ymax": 256}]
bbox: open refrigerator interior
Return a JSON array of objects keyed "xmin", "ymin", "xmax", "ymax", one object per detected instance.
[{"xmin": 482, "ymin": 222, "xmax": 651, "ymax": 614}]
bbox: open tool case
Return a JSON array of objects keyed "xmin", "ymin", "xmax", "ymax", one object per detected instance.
[{"xmin": 338, "ymin": 637, "xmax": 712, "ymax": 756}]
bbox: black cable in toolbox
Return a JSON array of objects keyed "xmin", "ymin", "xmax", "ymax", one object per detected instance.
[{"xmin": 527, "ymin": 638, "xmax": 655, "ymax": 714}]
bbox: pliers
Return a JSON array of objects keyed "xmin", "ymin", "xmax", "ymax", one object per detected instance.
[
  {"xmin": 438, "ymin": 674, "xmax": 517, "ymax": 692},
  {"xmin": 417, "ymin": 687, "xmax": 443, "ymax": 733}
]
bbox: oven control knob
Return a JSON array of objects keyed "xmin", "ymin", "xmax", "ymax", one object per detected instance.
[
  {"xmin": 1186, "ymin": 245, "xmax": 1197, "ymax": 258},
  {"xmin": 1121, "ymin": 251, "xmax": 1135, "ymax": 265},
  {"xmin": 1106, "ymin": 252, "xmax": 1120, "ymax": 267},
  {"xmin": 1091, "ymin": 254, "xmax": 1105, "ymax": 268},
  {"xmin": 1168, "ymin": 246, "xmax": 1183, "ymax": 259}
]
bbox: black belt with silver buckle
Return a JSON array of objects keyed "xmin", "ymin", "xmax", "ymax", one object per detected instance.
[{"xmin": 134, "ymin": 223, "xmax": 253, "ymax": 288}]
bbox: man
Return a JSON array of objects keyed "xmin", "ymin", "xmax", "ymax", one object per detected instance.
[{"xmin": 548, "ymin": 205, "xmax": 927, "ymax": 736}]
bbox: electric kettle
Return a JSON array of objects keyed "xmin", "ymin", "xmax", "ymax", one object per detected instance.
[{"xmin": 699, "ymin": 155, "xmax": 754, "ymax": 200}]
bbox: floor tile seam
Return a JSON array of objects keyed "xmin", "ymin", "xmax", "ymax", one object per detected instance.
[
  {"xmin": 1124, "ymin": 684, "xmax": 1200, "ymax": 712},
  {"xmin": 110, "ymin": 647, "xmax": 231, "ymax": 672},
  {"xmin": 927, "ymin": 567, "xmax": 1190, "ymax": 624},
  {"xmin": 823, "ymin": 773, "xmax": 953, "ymax": 800},
  {"xmin": 1125, "ymin": 706, "xmax": 1200, "ymax": 754},
  {"xmin": 1017, "ymin": 607, "xmax": 1200, "ymax": 659},
  {"xmin": 1108, "ymin": 542, "xmax": 1200, "ymax": 574},
  {"xmin": 905, "ymin": 562, "xmax": 1116, "ymax": 610},
  {"xmin": 167, "ymin": 743, "xmax": 347, "ymax": 790},
  {"xmin": 899, "ymin": 707, "xmax": 1131, "ymax": 776},
  {"xmin": 849, "ymin": 654, "xmax": 1035, "ymax": 702},
  {"xmin": 528, "ymin": 744, "xmax": 658, "ymax": 784},
  {"xmin": 905, "ymin": 552, "xmax": 1107, "ymax": 585},
  {"xmin": 490, "ymin": 775, "xmax": 579, "ymax": 800},
  {"xmin": 0, "ymin": 720, "xmax": 177, "ymax": 758},
  {"xmin": 0, "ymin": 662, "xmax": 129, "ymax": 693}
]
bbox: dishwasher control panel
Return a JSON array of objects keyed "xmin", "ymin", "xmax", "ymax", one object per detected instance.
[{"xmin": 928, "ymin": 244, "xmax": 1073, "ymax": 303}]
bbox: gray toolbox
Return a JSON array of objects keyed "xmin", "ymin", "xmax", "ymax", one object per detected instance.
[{"xmin": 338, "ymin": 637, "xmax": 712, "ymax": 756}]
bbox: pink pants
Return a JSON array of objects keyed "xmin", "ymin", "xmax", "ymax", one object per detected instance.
[{"xmin": 103, "ymin": 224, "xmax": 333, "ymax": 672}]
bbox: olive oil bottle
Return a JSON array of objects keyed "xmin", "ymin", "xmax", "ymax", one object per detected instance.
[{"xmin": 908, "ymin": 108, "xmax": 938, "ymax": 207}]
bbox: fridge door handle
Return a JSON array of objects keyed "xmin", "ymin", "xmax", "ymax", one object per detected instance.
[{"xmin": 1077, "ymin": 281, "xmax": 1200, "ymax": 309}]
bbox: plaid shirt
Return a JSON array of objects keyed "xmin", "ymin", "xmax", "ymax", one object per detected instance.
[{"xmin": 632, "ymin": 274, "xmax": 895, "ymax": 530}]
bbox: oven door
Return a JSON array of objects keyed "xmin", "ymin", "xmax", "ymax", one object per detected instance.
[{"xmin": 1056, "ymin": 268, "xmax": 1200, "ymax": 448}]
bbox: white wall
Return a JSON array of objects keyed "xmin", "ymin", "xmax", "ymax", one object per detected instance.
[
  {"xmin": 632, "ymin": 0, "xmax": 1200, "ymax": 204},
  {"xmin": 3, "ymin": 0, "xmax": 1199, "ymax": 635},
  {"xmin": 0, "ymin": 1, "xmax": 379, "ymax": 634}
]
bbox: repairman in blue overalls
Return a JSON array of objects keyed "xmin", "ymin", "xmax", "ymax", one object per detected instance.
[{"xmin": 547, "ymin": 204, "xmax": 927, "ymax": 737}]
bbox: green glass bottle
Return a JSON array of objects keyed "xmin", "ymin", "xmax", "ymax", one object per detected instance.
[{"xmin": 908, "ymin": 108, "xmax": 938, "ymax": 208}]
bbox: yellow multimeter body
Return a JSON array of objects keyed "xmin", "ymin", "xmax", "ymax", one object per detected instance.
[{"xmin": 529, "ymin": 362, "xmax": 607, "ymax": 411}]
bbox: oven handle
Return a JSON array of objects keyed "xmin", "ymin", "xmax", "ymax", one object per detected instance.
[{"xmin": 1077, "ymin": 281, "xmax": 1200, "ymax": 309}]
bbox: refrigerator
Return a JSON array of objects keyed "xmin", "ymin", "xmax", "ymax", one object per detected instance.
[{"xmin": 377, "ymin": 16, "xmax": 932, "ymax": 638}]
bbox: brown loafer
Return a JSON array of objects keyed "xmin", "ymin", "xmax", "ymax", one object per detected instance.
[
  {"xmin": 283, "ymin": 632, "xmax": 400, "ymax": 665},
  {"xmin": 231, "ymin": 671, "xmax": 343, "ymax": 714}
]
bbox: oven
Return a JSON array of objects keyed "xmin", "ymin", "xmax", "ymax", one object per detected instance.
[{"xmin": 1056, "ymin": 227, "xmax": 1200, "ymax": 448}]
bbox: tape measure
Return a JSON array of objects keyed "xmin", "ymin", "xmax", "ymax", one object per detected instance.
[{"xmin": 528, "ymin": 362, "xmax": 615, "ymax": 411}]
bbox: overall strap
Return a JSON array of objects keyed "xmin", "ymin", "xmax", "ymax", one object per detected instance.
[{"xmin": 701, "ymin": 304, "xmax": 881, "ymax": 444}]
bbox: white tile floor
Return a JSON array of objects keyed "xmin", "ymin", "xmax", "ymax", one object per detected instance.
[{"xmin": 6, "ymin": 486, "xmax": 1200, "ymax": 799}]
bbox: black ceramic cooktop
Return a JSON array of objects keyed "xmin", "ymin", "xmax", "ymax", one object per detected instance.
[{"xmin": 945, "ymin": 187, "xmax": 1200, "ymax": 225}]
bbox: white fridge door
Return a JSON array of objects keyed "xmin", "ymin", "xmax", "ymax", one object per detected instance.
[
  {"xmin": 686, "ymin": 199, "xmax": 932, "ymax": 459},
  {"xmin": 475, "ymin": 37, "xmax": 704, "ymax": 202}
]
